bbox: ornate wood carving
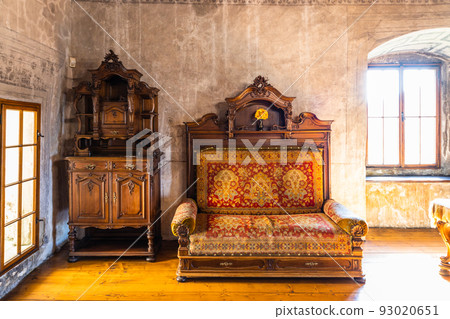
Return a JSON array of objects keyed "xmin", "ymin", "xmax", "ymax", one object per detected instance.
[
  {"xmin": 66, "ymin": 157, "xmax": 161, "ymax": 262},
  {"xmin": 128, "ymin": 180, "xmax": 136, "ymax": 195},
  {"xmin": 72, "ymin": 50, "xmax": 159, "ymax": 155},
  {"xmin": 175, "ymin": 77, "xmax": 366, "ymax": 282}
]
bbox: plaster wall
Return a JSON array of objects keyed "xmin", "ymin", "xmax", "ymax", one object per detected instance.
[
  {"xmin": 69, "ymin": 1, "xmax": 450, "ymax": 239},
  {"xmin": 366, "ymin": 181, "xmax": 450, "ymax": 227},
  {"xmin": 0, "ymin": 0, "xmax": 71, "ymax": 298}
]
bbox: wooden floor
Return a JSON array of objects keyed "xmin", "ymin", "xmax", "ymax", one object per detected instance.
[{"xmin": 4, "ymin": 228, "xmax": 450, "ymax": 301}]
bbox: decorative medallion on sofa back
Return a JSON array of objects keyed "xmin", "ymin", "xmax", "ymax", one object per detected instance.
[{"xmin": 197, "ymin": 148, "xmax": 324, "ymax": 214}]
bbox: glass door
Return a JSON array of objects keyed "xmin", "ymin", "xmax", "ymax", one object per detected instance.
[{"xmin": 1, "ymin": 100, "xmax": 40, "ymax": 273}]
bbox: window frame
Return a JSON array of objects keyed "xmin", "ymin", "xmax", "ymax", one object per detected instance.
[
  {"xmin": 0, "ymin": 98, "xmax": 40, "ymax": 275},
  {"xmin": 366, "ymin": 63, "xmax": 441, "ymax": 169}
]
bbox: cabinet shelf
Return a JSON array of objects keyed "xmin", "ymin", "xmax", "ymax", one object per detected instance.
[{"xmin": 71, "ymin": 237, "xmax": 157, "ymax": 257}]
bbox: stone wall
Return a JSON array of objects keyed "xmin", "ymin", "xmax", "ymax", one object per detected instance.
[
  {"xmin": 367, "ymin": 179, "xmax": 450, "ymax": 227},
  {"xmin": 69, "ymin": 2, "xmax": 450, "ymax": 239},
  {"xmin": 0, "ymin": 0, "xmax": 71, "ymax": 298}
]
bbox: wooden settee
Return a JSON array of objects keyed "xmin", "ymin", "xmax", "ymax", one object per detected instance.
[{"xmin": 171, "ymin": 76, "xmax": 368, "ymax": 282}]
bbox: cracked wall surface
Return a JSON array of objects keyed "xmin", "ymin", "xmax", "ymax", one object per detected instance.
[
  {"xmin": 0, "ymin": 0, "xmax": 71, "ymax": 298},
  {"xmin": 69, "ymin": 2, "xmax": 450, "ymax": 240},
  {"xmin": 1, "ymin": 0, "xmax": 450, "ymax": 298}
]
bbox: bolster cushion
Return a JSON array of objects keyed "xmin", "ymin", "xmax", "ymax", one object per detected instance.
[
  {"xmin": 323, "ymin": 199, "xmax": 368, "ymax": 237},
  {"xmin": 171, "ymin": 198, "xmax": 198, "ymax": 236}
]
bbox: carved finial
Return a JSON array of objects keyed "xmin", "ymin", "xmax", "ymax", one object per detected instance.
[
  {"xmin": 252, "ymin": 75, "xmax": 271, "ymax": 88},
  {"xmin": 249, "ymin": 76, "xmax": 272, "ymax": 94},
  {"xmin": 104, "ymin": 50, "xmax": 120, "ymax": 63}
]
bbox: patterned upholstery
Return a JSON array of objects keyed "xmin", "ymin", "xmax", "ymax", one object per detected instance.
[
  {"xmin": 197, "ymin": 148, "xmax": 324, "ymax": 214},
  {"xmin": 171, "ymin": 199, "xmax": 198, "ymax": 236},
  {"xmin": 189, "ymin": 213, "xmax": 352, "ymax": 256},
  {"xmin": 323, "ymin": 199, "xmax": 368, "ymax": 237}
]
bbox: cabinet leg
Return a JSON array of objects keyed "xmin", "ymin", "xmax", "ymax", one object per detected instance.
[
  {"xmin": 177, "ymin": 276, "xmax": 187, "ymax": 283},
  {"xmin": 146, "ymin": 225, "xmax": 155, "ymax": 262},
  {"xmin": 68, "ymin": 256, "xmax": 79, "ymax": 263},
  {"xmin": 68, "ymin": 226, "xmax": 77, "ymax": 262}
]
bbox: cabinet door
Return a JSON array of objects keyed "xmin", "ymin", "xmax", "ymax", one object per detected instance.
[
  {"xmin": 112, "ymin": 173, "xmax": 148, "ymax": 223},
  {"xmin": 71, "ymin": 173, "xmax": 109, "ymax": 223}
]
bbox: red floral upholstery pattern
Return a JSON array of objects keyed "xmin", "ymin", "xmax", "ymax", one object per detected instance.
[
  {"xmin": 171, "ymin": 199, "xmax": 198, "ymax": 236},
  {"xmin": 197, "ymin": 148, "xmax": 324, "ymax": 214},
  {"xmin": 189, "ymin": 213, "xmax": 352, "ymax": 256}
]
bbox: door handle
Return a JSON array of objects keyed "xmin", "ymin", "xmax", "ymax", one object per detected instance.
[
  {"xmin": 113, "ymin": 192, "xmax": 117, "ymax": 203},
  {"xmin": 37, "ymin": 130, "xmax": 45, "ymax": 138}
]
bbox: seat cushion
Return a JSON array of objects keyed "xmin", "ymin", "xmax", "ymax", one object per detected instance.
[{"xmin": 189, "ymin": 213, "xmax": 352, "ymax": 256}]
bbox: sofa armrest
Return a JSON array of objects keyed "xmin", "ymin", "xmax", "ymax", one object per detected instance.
[
  {"xmin": 171, "ymin": 198, "xmax": 198, "ymax": 236},
  {"xmin": 323, "ymin": 199, "xmax": 368, "ymax": 237}
]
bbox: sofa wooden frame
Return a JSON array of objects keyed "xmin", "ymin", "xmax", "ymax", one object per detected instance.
[{"xmin": 173, "ymin": 76, "xmax": 366, "ymax": 283}]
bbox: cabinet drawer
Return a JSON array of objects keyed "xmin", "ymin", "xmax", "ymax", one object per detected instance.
[
  {"xmin": 102, "ymin": 128, "xmax": 128, "ymax": 137},
  {"xmin": 112, "ymin": 160, "xmax": 147, "ymax": 172},
  {"xmin": 70, "ymin": 160, "xmax": 109, "ymax": 171}
]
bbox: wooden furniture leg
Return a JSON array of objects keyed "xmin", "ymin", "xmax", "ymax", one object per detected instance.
[
  {"xmin": 68, "ymin": 226, "xmax": 78, "ymax": 263},
  {"xmin": 146, "ymin": 225, "xmax": 156, "ymax": 262},
  {"xmin": 436, "ymin": 221, "xmax": 450, "ymax": 276}
]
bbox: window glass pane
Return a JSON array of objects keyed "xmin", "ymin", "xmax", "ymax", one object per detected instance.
[
  {"xmin": 420, "ymin": 69, "xmax": 437, "ymax": 117},
  {"xmin": 22, "ymin": 146, "xmax": 36, "ymax": 180},
  {"xmin": 22, "ymin": 180, "xmax": 35, "ymax": 215},
  {"xmin": 404, "ymin": 117, "xmax": 421, "ymax": 165},
  {"xmin": 23, "ymin": 111, "xmax": 36, "ymax": 145},
  {"xmin": 367, "ymin": 118, "xmax": 383, "ymax": 165},
  {"xmin": 5, "ymin": 109, "xmax": 20, "ymax": 147},
  {"xmin": 383, "ymin": 118, "xmax": 399, "ymax": 165},
  {"xmin": 21, "ymin": 214, "xmax": 34, "ymax": 253},
  {"xmin": 367, "ymin": 69, "xmax": 399, "ymax": 117},
  {"xmin": 421, "ymin": 117, "xmax": 436, "ymax": 164},
  {"xmin": 404, "ymin": 69, "xmax": 421, "ymax": 117},
  {"xmin": 383, "ymin": 71, "xmax": 399, "ymax": 117},
  {"xmin": 4, "ymin": 222, "xmax": 18, "ymax": 263},
  {"xmin": 5, "ymin": 147, "xmax": 19, "ymax": 184},
  {"xmin": 4, "ymin": 185, "xmax": 19, "ymax": 223}
]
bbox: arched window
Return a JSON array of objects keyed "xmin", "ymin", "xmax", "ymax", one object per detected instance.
[
  {"xmin": 367, "ymin": 63, "xmax": 440, "ymax": 167},
  {"xmin": 366, "ymin": 28, "xmax": 450, "ymax": 170}
]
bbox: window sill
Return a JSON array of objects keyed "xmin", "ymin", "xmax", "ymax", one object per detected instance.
[{"xmin": 366, "ymin": 176, "xmax": 450, "ymax": 183}]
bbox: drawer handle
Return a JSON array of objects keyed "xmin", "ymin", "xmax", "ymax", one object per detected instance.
[
  {"xmin": 104, "ymin": 193, "xmax": 109, "ymax": 202},
  {"xmin": 86, "ymin": 164, "xmax": 96, "ymax": 170},
  {"xmin": 111, "ymin": 130, "xmax": 119, "ymax": 135},
  {"xmin": 219, "ymin": 262, "xmax": 233, "ymax": 267},
  {"xmin": 125, "ymin": 163, "xmax": 136, "ymax": 170}
]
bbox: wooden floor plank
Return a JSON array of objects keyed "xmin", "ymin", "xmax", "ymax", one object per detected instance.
[{"xmin": 3, "ymin": 228, "xmax": 450, "ymax": 301}]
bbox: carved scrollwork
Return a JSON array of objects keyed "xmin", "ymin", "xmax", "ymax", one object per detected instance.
[
  {"xmin": 87, "ymin": 180, "xmax": 94, "ymax": 194},
  {"xmin": 350, "ymin": 222, "xmax": 367, "ymax": 237},
  {"xmin": 177, "ymin": 225, "xmax": 190, "ymax": 248},
  {"xmin": 180, "ymin": 259, "xmax": 189, "ymax": 270},
  {"xmin": 266, "ymin": 259, "xmax": 275, "ymax": 270},
  {"xmin": 128, "ymin": 180, "xmax": 136, "ymax": 195},
  {"xmin": 250, "ymin": 75, "xmax": 272, "ymax": 94},
  {"xmin": 104, "ymin": 49, "xmax": 120, "ymax": 63}
]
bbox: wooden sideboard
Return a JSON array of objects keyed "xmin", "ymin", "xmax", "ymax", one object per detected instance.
[
  {"xmin": 66, "ymin": 157, "xmax": 161, "ymax": 262},
  {"xmin": 66, "ymin": 51, "xmax": 161, "ymax": 262}
]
